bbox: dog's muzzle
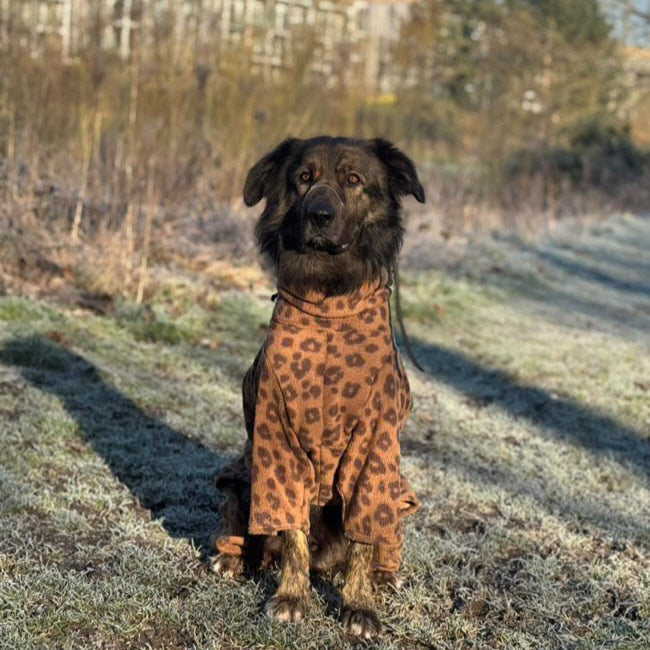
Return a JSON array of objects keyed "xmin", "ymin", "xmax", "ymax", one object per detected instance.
[{"xmin": 302, "ymin": 183, "xmax": 350, "ymax": 253}]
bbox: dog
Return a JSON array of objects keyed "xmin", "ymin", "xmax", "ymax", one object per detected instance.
[{"xmin": 211, "ymin": 136, "xmax": 425, "ymax": 638}]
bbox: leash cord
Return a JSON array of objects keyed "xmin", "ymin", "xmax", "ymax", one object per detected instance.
[{"xmin": 393, "ymin": 262, "xmax": 424, "ymax": 372}]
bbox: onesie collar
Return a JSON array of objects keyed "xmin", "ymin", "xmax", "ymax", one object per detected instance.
[{"xmin": 275, "ymin": 280, "xmax": 390, "ymax": 319}]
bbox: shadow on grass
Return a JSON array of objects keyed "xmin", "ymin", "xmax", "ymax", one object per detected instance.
[
  {"xmin": 528, "ymin": 247, "xmax": 650, "ymax": 298},
  {"xmin": 401, "ymin": 339, "xmax": 650, "ymax": 542},
  {"xmin": 465, "ymin": 218, "xmax": 650, "ymax": 342},
  {"xmin": 546, "ymin": 241, "xmax": 650, "ymax": 276},
  {"xmin": 0, "ymin": 335, "xmax": 225, "ymax": 552},
  {"xmin": 411, "ymin": 339, "xmax": 650, "ymax": 478},
  {"xmin": 516, "ymin": 280, "xmax": 650, "ymax": 337},
  {"xmin": 402, "ymin": 435, "xmax": 650, "ymax": 543}
]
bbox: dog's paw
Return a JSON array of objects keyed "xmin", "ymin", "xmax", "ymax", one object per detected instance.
[
  {"xmin": 265, "ymin": 595, "xmax": 307, "ymax": 622},
  {"xmin": 210, "ymin": 553, "xmax": 243, "ymax": 578},
  {"xmin": 342, "ymin": 608, "xmax": 382, "ymax": 639},
  {"xmin": 372, "ymin": 570, "xmax": 404, "ymax": 591}
]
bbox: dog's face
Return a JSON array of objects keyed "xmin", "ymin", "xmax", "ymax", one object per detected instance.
[{"xmin": 244, "ymin": 137, "xmax": 425, "ymax": 295}]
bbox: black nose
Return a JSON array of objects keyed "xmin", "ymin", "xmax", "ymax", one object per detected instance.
[{"xmin": 308, "ymin": 205, "xmax": 335, "ymax": 228}]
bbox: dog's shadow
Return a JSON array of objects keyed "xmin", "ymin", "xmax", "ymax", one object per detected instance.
[{"xmin": 1, "ymin": 335, "xmax": 225, "ymax": 552}]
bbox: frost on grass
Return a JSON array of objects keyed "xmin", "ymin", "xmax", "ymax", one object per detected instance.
[{"xmin": 0, "ymin": 214, "xmax": 649, "ymax": 649}]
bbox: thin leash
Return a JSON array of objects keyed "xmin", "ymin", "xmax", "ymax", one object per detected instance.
[
  {"xmin": 272, "ymin": 263, "xmax": 424, "ymax": 372},
  {"xmin": 392, "ymin": 262, "xmax": 424, "ymax": 372}
]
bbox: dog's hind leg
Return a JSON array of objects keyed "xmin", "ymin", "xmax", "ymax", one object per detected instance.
[
  {"xmin": 341, "ymin": 541, "xmax": 381, "ymax": 639},
  {"xmin": 265, "ymin": 529, "xmax": 311, "ymax": 622},
  {"xmin": 211, "ymin": 551, "xmax": 244, "ymax": 578},
  {"xmin": 211, "ymin": 453, "xmax": 254, "ymax": 579},
  {"xmin": 210, "ymin": 487, "xmax": 246, "ymax": 578}
]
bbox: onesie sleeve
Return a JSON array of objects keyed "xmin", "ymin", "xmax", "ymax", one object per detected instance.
[
  {"xmin": 336, "ymin": 343, "xmax": 419, "ymax": 571},
  {"xmin": 247, "ymin": 356, "xmax": 316, "ymax": 536},
  {"xmin": 337, "ymin": 367, "xmax": 404, "ymax": 547}
]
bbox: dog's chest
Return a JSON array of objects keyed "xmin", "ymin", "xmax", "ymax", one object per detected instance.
[{"xmin": 258, "ymin": 286, "xmax": 410, "ymax": 503}]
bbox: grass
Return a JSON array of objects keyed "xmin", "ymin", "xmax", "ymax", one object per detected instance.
[{"xmin": 1, "ymin": 213, "xmax": 649, "ymax": 649}]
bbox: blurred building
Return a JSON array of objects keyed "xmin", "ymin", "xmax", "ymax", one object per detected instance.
[{"xmin": 0, "ymin": 0, "xmax": 416, "ymax": 91}]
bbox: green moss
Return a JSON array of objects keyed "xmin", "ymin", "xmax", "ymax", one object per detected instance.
[
  {"xmin": 214, "ymin": 290, "xmax": 272, "ymax": 337},
  {"xmin": 131, "ymin": 319, "xmax": 187, "ymax": 344},
  {"xmin": 114, "ymin": 302, "xmax": 202, "ymax": 345},
  {"xmin": 394, "ymin": 271, "xmax": 499, "ymax": 324},
  {"xmin": 0, "ymin": 297, "xmax": 52, "ymax": 323}
]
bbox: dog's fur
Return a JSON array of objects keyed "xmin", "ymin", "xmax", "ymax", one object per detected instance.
[
  {"xmin": 247, "ymin": 136, "xmax": 424, "ymax": 296},
  {"xmin": 212, "ymin": 136, "xmax": 424, "ymax": 638}
]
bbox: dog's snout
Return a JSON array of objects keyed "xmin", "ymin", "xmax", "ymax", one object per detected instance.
[
  {"xmin": 304, "ymin": 184, "xmax": 341, "ymax": 231},
  {"xmin": 308, "ymin": 204, "xmax": 335, "ymax": 228}
]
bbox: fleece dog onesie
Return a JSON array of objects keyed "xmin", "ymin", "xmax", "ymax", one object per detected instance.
[{"xmin": 216, "ymin": 280, "xmax": 419, "ymax": 572}]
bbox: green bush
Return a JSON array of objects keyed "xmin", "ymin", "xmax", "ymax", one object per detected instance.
[{"xmin": 506, "ymin": 121, "xmax": 647, "ymax": 192}]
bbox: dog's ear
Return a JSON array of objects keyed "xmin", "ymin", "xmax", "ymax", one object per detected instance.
[
  {"xmin": 372, "ymin": 138, "xmax": 425, "ymax": 203},
  {"xmin": 243, "ymin": 138, "xmax": 299, "ymax": 206}
]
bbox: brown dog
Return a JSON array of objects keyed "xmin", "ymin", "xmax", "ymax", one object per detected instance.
[{"xmin": 212, "ymin": 137, "xmax": 424, "ymax": 638}]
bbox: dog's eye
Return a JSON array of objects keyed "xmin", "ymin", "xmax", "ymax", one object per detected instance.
[
  {"xmin": 300, "ymin": 171, "xmax": 312, "ymax": 183},
  {"xmin": 347, "ymin": 173, "xmax": 361, "ymax": 185}
]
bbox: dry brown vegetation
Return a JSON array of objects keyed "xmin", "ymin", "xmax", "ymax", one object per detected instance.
[{"xmin": 1, "ymin": 1, "xmax": 648, "ymax": 306}]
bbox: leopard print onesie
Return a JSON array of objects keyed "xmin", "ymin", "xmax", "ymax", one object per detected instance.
[{"xmin": 216, "ymin": 280, "xmax": 419, "ymax": 572}]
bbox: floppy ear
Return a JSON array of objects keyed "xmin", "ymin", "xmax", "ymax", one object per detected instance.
[
  {"xmin": 243, "ymin": 138, "xmax": 299, "ymax": 207},
  {"xmin": 373, "ymin": 138, "xmax": 425, "ymax": 203}
]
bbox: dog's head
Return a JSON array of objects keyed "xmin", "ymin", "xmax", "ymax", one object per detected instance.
[{"xmin": 244, "ymin": 136, "xmax": 425, "ymax": 295}]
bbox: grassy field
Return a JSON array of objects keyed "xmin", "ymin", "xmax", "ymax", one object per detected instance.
[{"xmin": 1, "ymin": 213, "xmax": 648, "ymax": 649}]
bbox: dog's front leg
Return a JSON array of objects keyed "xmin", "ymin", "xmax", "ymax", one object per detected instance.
[
  {"xmin": 265, "ymin": 529, "xmax": 311, "ymax": 622},
  {"xmin": 341, "ymin": 541, "xmax": 381, "ymax": 639}
]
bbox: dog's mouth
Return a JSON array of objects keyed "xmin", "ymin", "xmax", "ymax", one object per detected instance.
[
  {"xmin": 304, "ymin": 238, "xmax": 351, "ymax": 255},
  {"xmin": 302, "ymin": 222, "xmax": 358, "ymax": 256}
]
